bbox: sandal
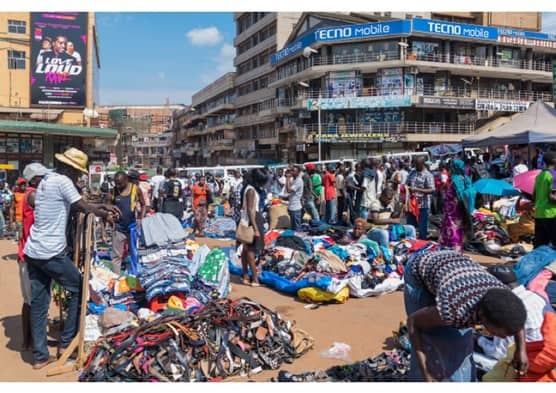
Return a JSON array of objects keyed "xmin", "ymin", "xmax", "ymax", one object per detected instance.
[
  {"xmin": 241, "ymin": 278, "xmax": 250, "ymax": 286},
  {"xmin": 250, "ymin": 282, "xmax": 260, "ymax": 287}
]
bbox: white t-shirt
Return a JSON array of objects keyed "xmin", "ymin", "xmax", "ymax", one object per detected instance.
[
  {"xmin": 151, "ymin": 175, "xmax": 166, "ymax": 199},
  {"xmin": 24, "ymin": 172, "xmax": 81, "ymax": 260}
]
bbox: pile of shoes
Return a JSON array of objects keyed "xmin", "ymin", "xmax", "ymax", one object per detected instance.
[
  {"xmin": 272, "ymin": 323, "xmax": 411, "ymax": 382},
  {"xmin": 79, "ymin": 297, "xmax": 313, "ymax": 382}
]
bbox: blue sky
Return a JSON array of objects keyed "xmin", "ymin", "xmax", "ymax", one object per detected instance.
[
  {"xmin": 97, "ymin": 12, "xmax": 556, "ymax": 106},
  {"xmin": 97, "ymin": 12, "xmax": 235, "ymax": 105}
]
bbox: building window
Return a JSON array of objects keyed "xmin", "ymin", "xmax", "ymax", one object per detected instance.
[
  {"xmin": 8, "ymin": 50, "xmax": 26, "ymax": 69},
  {"xmin": 384, "ymin": 12, "xmax": 392, "ymax": 18},
  {"xmin": 8, "ymin": 20, "xmax": 26, "ymax": 34}
]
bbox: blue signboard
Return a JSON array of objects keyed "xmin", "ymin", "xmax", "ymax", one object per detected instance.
[
  {"xmin": 315, "ymin": 20, "xmax": 410, "ymax": 42},
  {"xmin": 498, "ymin": 27, "xmax": 556, "ymax": 42},
  {"xmin": 412, "ymin": 18, "xmax": 498, "ymax": 41},
  {"xmin": 270, "ymin": 33, "xmax": 316, "ymax": 65}
]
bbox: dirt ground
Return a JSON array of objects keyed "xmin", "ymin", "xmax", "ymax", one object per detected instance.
[{"xmin": 0, "ymin": 237, "xmax": 502, "ymax": 382}]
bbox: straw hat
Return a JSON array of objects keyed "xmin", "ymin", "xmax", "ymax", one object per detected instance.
[{"xmin": 55, "ymin": 148, "xmax": 89, "ymax": 174}]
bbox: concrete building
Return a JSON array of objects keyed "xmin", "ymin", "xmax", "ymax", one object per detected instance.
[
  {"xmin": 0, "ymin": 12, "xmax": 117, "ymax": 177},
  {"xmin": 174, "ymin": 72, "xmax": 235, "ymax": 167},
  {"xmin": 98, "ymin": 104, "xmax": 186, "ymax": 169},
  {"xmin": 268, "ymin": 12, "xmax": 554, "ymax": 161},
  {"xmin": 232, "ymin": 12, "xmax": 303, "ymax": 164}
]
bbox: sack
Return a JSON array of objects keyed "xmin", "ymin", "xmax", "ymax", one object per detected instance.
[
  {"xmin": 269, "ymin": 204, "xmax": 290, "ymax": 229},
  {"xmin": 236, "ymin": 219, "xmax": 254, "ymax": 244},
  {"xmin": 290, "ymin": 327, "xmax": 315, "ymax": 357},
  {"xmin": 297, "ymin": 286, "xmax": 350, "ymax": 304}
]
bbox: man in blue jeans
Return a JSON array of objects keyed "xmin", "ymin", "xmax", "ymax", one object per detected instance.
[
  {"xmin": 286, "ymin": 166, "xmax": 304, "ymax": 231},
  {"xmin": 407, "ymin": 157, "xmax": 435, "ymax": 240},
  {"xmin": 24, "ymin": 148, "xmax": 119, "ymax": 369}
]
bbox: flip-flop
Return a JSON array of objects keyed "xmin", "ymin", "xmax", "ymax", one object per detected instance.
[
  {"xmin": 250, "ymin": 282, "xmax": 260, "ymax": 287},
  {"xmin": 241, "ymin": 278, "xmax": 250, "ymax": 285}
]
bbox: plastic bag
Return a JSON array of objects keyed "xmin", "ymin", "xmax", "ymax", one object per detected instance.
[
  {"xmin": 320, "ymin": 342, "xmax": 351, "ymax": 362},
  {"xmin": 298, "ymin": 286, "xmax": 349, "ymax": 304}
]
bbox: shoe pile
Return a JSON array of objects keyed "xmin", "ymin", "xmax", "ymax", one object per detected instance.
[
  {"xmin": 272, "ymin": 323, "xmax": 411, "ymax": 382},
  {"xmin": 79, "ymin": 297, "xmax": 313, "ymax": 382}
]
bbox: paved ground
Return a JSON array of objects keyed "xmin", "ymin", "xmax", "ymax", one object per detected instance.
[{"xmin": 0, "ymin": 237, "xmax": 504, "ymax": 382}]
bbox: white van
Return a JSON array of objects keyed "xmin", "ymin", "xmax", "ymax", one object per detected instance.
[{"xmin": 383, "ymin": 151, "xmax": 430, "ymax": 163}]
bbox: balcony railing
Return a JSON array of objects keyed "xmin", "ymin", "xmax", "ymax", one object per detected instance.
[
  {"xmin": 298, "ymin": 88, "xmax": 552, "ymax": 102},
  {"xmin": 275, "ymin": 50, "xmax": 553, "ymax": 82},
  {"xmin": 303, "ymin": 121, "xmax": 476, "ymax": 137}
]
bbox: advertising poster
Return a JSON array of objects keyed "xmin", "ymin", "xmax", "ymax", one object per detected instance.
[
  {"xmin": 30, "ymin": 12, "xmax": 88, "ymax": 108},
  {"xmin": 377, "ymin": 68, "xmax": 404, "ymax": 95},
  {"xmin": 326, "ymin": 71, "xmax": 361, "ymax": 98}
]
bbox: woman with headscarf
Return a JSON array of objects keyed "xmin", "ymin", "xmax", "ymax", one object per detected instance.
[{"xmin": 440, "ymin": 159, "xmax": 476, "ymax": 252}]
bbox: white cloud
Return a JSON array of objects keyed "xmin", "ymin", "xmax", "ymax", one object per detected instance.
[
  {"xmin": 216, "ymin": 43, "xmax": 235, "ymax": 73},
  {"xmin": 100, "ymin": 87, "xmax": 195, "ymax": 106},
  {"xmin": 186, "ymin": 26, "xmax": 223, "ymax": 46},
  {"xmin": 543, "ymin": 12, "xmax": 556, "ymax": 34}
]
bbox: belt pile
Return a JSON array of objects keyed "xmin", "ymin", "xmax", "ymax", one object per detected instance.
[{"xmin": 79, "ymin": 297, "xmax": 313, "ymax": 382}]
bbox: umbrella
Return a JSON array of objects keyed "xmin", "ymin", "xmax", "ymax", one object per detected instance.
[
  {"xmin": 473, "ymin": 178, "xmax": 520, "ymax": 197},
  {"xmin": 513, "ymin": 169, "xmax": 541, "ymax": 196}
]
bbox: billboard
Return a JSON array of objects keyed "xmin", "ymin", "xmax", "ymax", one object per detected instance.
[
  {"xmin": 30, "ymin": 12, "xmax": 88, "ymax": 108},
  {"xmin": 306, "ymin": 95, "xmax": 412, "ymax": 111}
]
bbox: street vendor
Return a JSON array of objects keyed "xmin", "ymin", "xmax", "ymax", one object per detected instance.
[
  {"xmin": 106, "ymin": 171, "xmax": 146, "ymax": 275},
  {"xmin": 404, "ymin": 250, "xmax": 528, "ymax": 381},
  {"xmin": 23, "ymin": 148, "xmax": 120, "ymax": 370}
]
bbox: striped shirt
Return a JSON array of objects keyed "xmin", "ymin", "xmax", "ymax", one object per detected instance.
[
  {"xmin": 24, "ymin": 172, "xmax": 81, "ymax": 260},
  {"xmin": 410, "ymin": 250, "xmax": 506, "ymax": 328}
]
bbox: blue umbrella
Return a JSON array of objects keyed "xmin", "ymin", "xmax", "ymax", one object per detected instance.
[{"xmin": 473, "ymin": 178, "xmax": 520, "ymax": 197}]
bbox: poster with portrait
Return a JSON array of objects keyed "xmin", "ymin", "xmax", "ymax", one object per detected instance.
[{"xmin": 30, "ymin": 12, "xmax": 88, "ymax": 108}]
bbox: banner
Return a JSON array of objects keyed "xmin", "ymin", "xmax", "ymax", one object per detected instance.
[
  {"xmin": 315, "ymin": 20, "xmax": 410, "ymax": 42},
  {"xmin": 476, "ymin": 99, "xmax": 530, "ymax": 112},
  {"xmin": 307, "ymin": 95, "xmax": 411, "ymax": 111},
  {"xmin": 30, "ymin": 12, "xmax": 88, "ymax": 108},
  {"xmin": 418, "ymin": 96, "xmax": 476, "ymax": 109}
]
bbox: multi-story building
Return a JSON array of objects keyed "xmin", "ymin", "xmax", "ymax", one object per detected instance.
[
  {"xmin": 99, "ymin": 104, "xmax": 185, "ymax": 168},
  {"xmin": 0, "ymin": 12, "xmax": 117, "ymax": 176},
  {"xmin": 233, "ymin": 12, "xmax": 303, "ymax": 164},
  {"xmin": 174, "ymin": 72, "xmax": 235, "ymax": 167},
  {"xmin": 268, "ymin": 12, "xmax": 554, "ymax": 161}
]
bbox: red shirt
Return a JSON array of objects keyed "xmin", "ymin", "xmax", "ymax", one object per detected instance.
[
  {"xmin": 323, "ymin": 172, "xmax": 336, "ymax": 201},
  {"xmin": 18, "ymin": 187, "xmax": 36, "ymax": 262}
]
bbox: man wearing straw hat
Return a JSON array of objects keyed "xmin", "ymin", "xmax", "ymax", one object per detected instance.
[{"xmin": 23, "ymin": 148, "xmax": 120, "ymax": 370}]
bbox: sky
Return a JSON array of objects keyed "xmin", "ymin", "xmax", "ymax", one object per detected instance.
[{"xmin": 96, "ymin": 12, "xmax": 556, "ymax": 106}]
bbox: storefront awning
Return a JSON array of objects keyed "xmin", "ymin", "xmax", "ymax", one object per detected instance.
[{"xmin": 0, "ymin": 120, "xmax": 118, "ymax": 138}]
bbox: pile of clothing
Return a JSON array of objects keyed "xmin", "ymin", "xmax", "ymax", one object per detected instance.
[
  {"xmin": 230, "ymin": 230, "xmax": 440, "ymax": 302},
  {"xmin": 79, "ymin": 297, "xmax": 314, "ymax": 382},
  {"xmin": 272, "ymin": 324, "xmax": 411, "ymax": 382},
  {"xmin": 203, "ymin": 217, "xmax": 237, "ymax": 239}
]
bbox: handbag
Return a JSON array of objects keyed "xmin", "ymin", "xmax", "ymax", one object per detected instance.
[{"xmin": 236, "ymin": 218, "xmax": 254, "ymax": 244}]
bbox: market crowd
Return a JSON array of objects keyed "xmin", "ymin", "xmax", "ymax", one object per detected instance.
[{"xmin": 6, "ymin": 145, "xmax": 556, "ymax": 381}]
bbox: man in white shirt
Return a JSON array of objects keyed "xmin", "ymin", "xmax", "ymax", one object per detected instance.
[
  {"xmin": 474, "ymin": 265, "xmax": 551, "ymax": 369},
  {"xmin": 285, "ymin": 166, "xmax": 304, "ymax": 231},
  {"xmin": 150, "ymin": 167, "xmax": 166, "ymax": 212},
  {"xmin": 24, "ymin": 148, "xmax": 119, "ymax": 370}
]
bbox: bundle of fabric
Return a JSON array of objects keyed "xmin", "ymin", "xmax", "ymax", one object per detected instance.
[
  {"xmin": 139, "ymin": 244, "xmax": 230, "ymax": 312},
  {"xmin": 79, "ymin": 297, "xmax": 314, "ymax": 382},
  {"xmin": 203, "ymin": 217, "xmax": 237, "ymax": 239}
]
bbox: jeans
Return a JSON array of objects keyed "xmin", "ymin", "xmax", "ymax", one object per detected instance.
[
  {"xmin": 26, "ymin": 252, "xmax": 82, "ymax": 364},
  {"xmin": 303, "ymin": 200, "xmax": 320, "ymax": 221},
  {"xmin": 325, "ymin": 199, "xmax": 337, "ymax": 224},
  {"xmin": 368, "ymin": 225, "xmax": 417, "ymax": 247},
  {"xmin": 0, "ymin": 209, "xmax": 4, "ymax": 238},
  {"xmin": 111, "ymin": 230, "xmax": 129, "ymax": 275},
  {"xmin": 406, "ymin": 207, "xmax": 430, "ymax": 240},
  {"xmin": 288, "ymin": 209, "xmax": 302, "ymax": 231}
]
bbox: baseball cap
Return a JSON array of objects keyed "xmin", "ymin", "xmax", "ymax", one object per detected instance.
[
  {"xmin": 305, "ymin": 163, "xmax": 315, "ymax": 171},
  {"xmin": 23, "ymin": 163, "xmax": 50, "ymax": 182}
]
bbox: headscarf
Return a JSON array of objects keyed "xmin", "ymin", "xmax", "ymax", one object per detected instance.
[{"xmin": 450, "ymin": 159, "xmax": 476, "ymax": 214}]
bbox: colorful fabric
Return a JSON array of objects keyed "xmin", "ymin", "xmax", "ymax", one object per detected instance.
[
  {"xmin": 410, "ymin": 250, "xmax": 506, "ymax": 328},
  {"xmin": 450, "ymin": 159, "xmax": 476, "ymax": 215},
  {"xmin": 197, "ymin": 248, "xmax": 228, "ymax": 284},
  {"xmin": 440, "ymin": 182, "xmax": 464, "ymax": 252},
  {"xmin": 18, "ymin": 187, "xmax": 36, "ymax": 262}
]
